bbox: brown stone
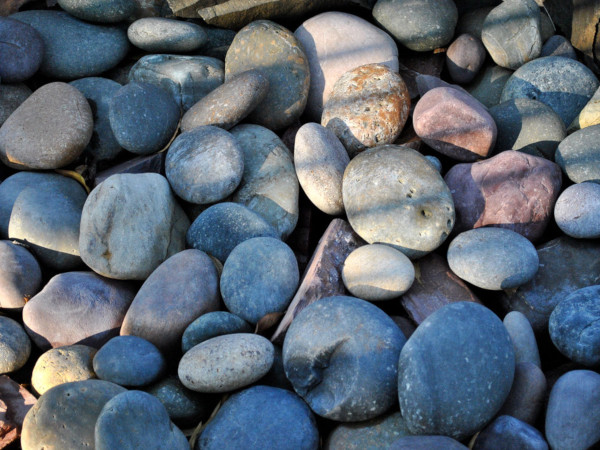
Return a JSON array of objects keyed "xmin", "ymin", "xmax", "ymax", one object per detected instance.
[
  {"xmin": 0, "ymin": 375, "xmax": 36, "ymax": 449},
  {"xmin": 446, "ymin": 33, "xmax": 486, "ymax": 84},
  {"xmin": 94, "ymin": 153, "xmax": 164, "ymax": 187},
  {"xmin": 444, "ymin": 150, "xmax": 562, "ymax": 242}
]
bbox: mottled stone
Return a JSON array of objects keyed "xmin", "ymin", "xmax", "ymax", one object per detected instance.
[
  {"xmin": 128, "ymin": 18, "xmax": 207, "ymax": 53},
  {"xmin": 0, "ymin": 316, "xmax": 30, "ymax": 374},
  {"xmin": 467, "ymin": 64, "xmax": 512, "ymax": 108},
  {"xmin": 0, "ymin": 17, "xmax": 43, "ymax": 83},
  {"xmin": 497, "ymin": 362, "xmax": 547, "ymax": 425},
  {"xmin": 0, "ymin": 375, "xmax": 36, "ymax": 449},
  {"xmin": 0, "ymin": 83, "xmax": 31, "ymax": 127},
  {"xmin": 555, "ymin": 124, "xmax": 600, "ymax": 183},
  {"xmin": 0, "ymin": 241, "xmax": 41, "ymax": 310},
  {"xmin": 541, "ymin": 35, "xmax": 577, "ymax": 59},
  {"xmin": 503, "ymin": 311, "xmax": 541, "ymax": 367},
  {"xmin": 446, "ymin": 33, "xmax": 486, "ymax": 84},
  {"xmin": 474, "ymin": 415, "xmax": 548, "ymax": 450},
  {"xmin": 57, "ymin": 0, "xmax": 135, "ymax": 23},
  {"xmin": 554, "ymin": 182, "xmax": 600, "ymax": 238},
  {"xmin": 31, "ymin": 345, "xmax": 97, "ymax": 395},
  {"xmin": 390, "ymin": 435, "xmax": 468, "ymax": 449}
]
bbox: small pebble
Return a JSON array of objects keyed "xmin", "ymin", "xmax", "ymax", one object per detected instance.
[
  {"xmin": 31, "ymin": 345, "xmax": 97, "ymax": 395},
  {"xmin": 181, "ymin": 311, "xmax": 252, "ymax": 354},
  {"xmin": 0, "ymin": 316, "xmax": 31, "ymax": 374},
  {"xmin": 127, "ymin": 18, "xmax": 207, "ymax": 53}
]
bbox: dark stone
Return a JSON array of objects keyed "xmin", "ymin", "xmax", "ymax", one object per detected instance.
[
  {"xmin": 0, "ymin": 316, "xmax": 30, "ymax": 374},
  {"xmin": 57, "ymin": 0, "xmax": 135, "ymax": 23},
  {"xmin": 555, "ymin": 124, "xmax": 600, "ymax": 183},
  {"xmin": 93, "ymin": 152, "xmax": 163, "ymax": 187},
  {"xmin": 389, "ymin": 435, "xmax": 468, "ymax": 449},
  {"xmin": 503, "ymin": 311, "xmax": 541, "ymax": 367},
  {"xmin": 182, "ymin": 311, "xmax": 252, "ymax": 354},
  {"xmin": 446, "ymin": 33, "xmax": 486, "ymax": 84},
  {"xmin": 0, "ymin": 83, "xmax": 31, "ymax": 127},
  {"xmin": 467, "ymin": 63, "xmax": 512, "ymax": 108},
  {"xmin": 0, "ymin": 17, "xmax": 44, "ymax": 83},
  {"xmin": 0, "ymin": 375, "xmax": 36, "ymax": 449},
  {"xmin": 0, "ymin": 241, "xmax": 42, "ymax": 310},
  {"xmin": 474, "ymin": 415, "xmax": 548, "ymax": 450},
  {"xmin": 540, "ymin": 35, "xmax": 577, "ymax": 59},
  {"xmin": 498, "ymin": 362, "xmax": 547, "ymax": 425}
]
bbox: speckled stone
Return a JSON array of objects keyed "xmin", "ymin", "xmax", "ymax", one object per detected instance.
[
  {"xmin": 57, "ymin": 0, "xmax": 135, "ymax": 23},
  {"xmin": 178, "ymin": 333, "xmax": 274, "ymax": 393},
  {"xmin": 0, "ymin": 241, "xmax": 41, "ymax": 310},
  {"xmin": 342, "ymin": 145, "xmax": 455, "ymax": 259},
  {"xmin": 554, "ymin": 182, "xmax": 600, "ymax": 238},
  {"xmin": 31, "ymin": 345, "xmax": 97, "ymax": 395},
  {"xmin": 446, "ymin": 34, "xmax": 486, "ymax": 84},
  {"xmin": 0, "ymin": 17, "xmax": 44, "ymax": 83},
  {"xmin": 474, "ymin": 415, "xmax": 549, "ymax": 450},
  {"xmin": 389, "ymin": 436, "xmax": 468, "ymax": 449},
  {"xmin": 467, "ymin": 64, "xmax": 512, "ymax": 108},
  {"xmin": 225, "ymin": 20, "xmax": 309, "ymax": 130},
  {"xmin": 0, "ymin": 316, "xmax": 30, "ymax": 374},
  {"xmin": 555, "ymin": 124, "xmax": 600, "ymax": 183},
  {"xmin": 0, "ymin": 83, "xmax": 31, "ymax": 127},
  {"xmin": 283, "ymin": 296, "xmax": 406, "ymax": 421},
  {"xmin": 128, "ymin": 18, "xmax": 207, "ymax": 53},
  {"xmin": 541, "ymin": 35, "xmax": 577, "ymax": 59},
  {"xmin": 181, "ymin": 311, "xmax": 252, "ymax": 354},
  {"xmin": 503, "ymin": 311, "xmax": 541, "ymax": 367}
]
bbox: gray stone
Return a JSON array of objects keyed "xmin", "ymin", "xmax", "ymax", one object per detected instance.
[
  {"xmin": 80, "ymin": 173, "xmax": 189, "ymax": 280},
  {"xmin": 415, "ymin": 74, "xmax": 469, "ymax": 98},
  {"xmin": 0, "ymin": 83, "xmax": 31, "ymax": 127},
  {"xmin": 342, "ymin": 145, "xmax": 455, "ymax": 259},
  {"xmin": 57, "ymin": 0, "xmax": 135, "ymax": 23},
  {"xmin": 554, "ymin": 182, "xmax": 600, "ymax": 238},
  {"xmin": 178, "ymin": 333, "xmax": 274, "ymax": 393},
  {"xmin": 474, "ymin": 415, "xmax": 549, "ymax": 450},
  {"xmin": 555, "ymin": 124, "xmax": 600, "ymax": 183},
  {"xmin": 0, "ymin": 316, "xmax": 30, "ymax": 374},
  {"xmin": 0, "ymin": 17, "xmax": 44, "ymax": 83},
  {"xmin": 467, "ymin": 64, "xmax": 512, "ymax": 109},
  {"xmin": 398, "ymin": 302, "xmax": 515, "ymax": 439},
  {"xmin": 128, "ymin": 18, "xmax": 207, "ymax": 53},
  {"xmin": 541, "ymin": 35, "xmax": 577, "ymax": 59},
  {"xmin": 31, "ymin": 345, "xmax": 97, "ymax": 395},
  {"xmin": 0, "ymin": 241, "xmax": 41, "ymax": 310},
  {"xmin": 497, "ymin": 362, "xmax": 547, "ymax": 425},
  {"xmin": 456, "ymin": 6, "xmax": 495, "ymax": 39},
  {"xmin": 446, "ymin": 34, "xmax": 486, "ymax": 84},
  {"xmin": 389, "ymin": 436, "xmax": 468, "ymax": 449},
  {"xmin": 181, "ymin": 311, "xmax": 252, "ymax": 354},
  {"xmin": 503, "ymin": 311, "xmax": 541, "ymax": 367}
]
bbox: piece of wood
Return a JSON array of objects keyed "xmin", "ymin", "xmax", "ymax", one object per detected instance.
[{"xmin": 0, "ymin": 376, "xmax": 36, "ymax": 449}]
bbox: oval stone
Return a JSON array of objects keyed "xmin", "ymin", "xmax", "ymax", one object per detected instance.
[
  {"xmin": 497, "ymin": 362, "xmax": 547, "ymax": 426},
  {"xmin": 0, "ymin": 316, "xmax": 31, "ymax": 374},
  {"xmin": 474, "ymin": 415, "xmax": 549, "ymax": 450},
  {"xmin": 0, "ymin": 83, "xmax": 31, "ymax": 127},
  {"xmin": 0, "ymin": 17, "xmax": 44, "ymax": 83},
  {"xmin": 57, "ymin": 0, "xmax": 135, "ymax": 23},
  {"xmin": 128, "ymin": 18, "xmax": 207, "ymax": 53},
  {"xmin": 0, "ymin": 240, "xmax": 42, "ymax": 310},
  {"xmin": 541, "ymin": 35, "xmax": 577, "ymax": 59},
  {"xmin": 181, "ymin": 311, "xmax": 252, "ymax": 354},
  {"xmin": 554, "ymin": 182, "xmax": 600, "ymax": 238},
  {"xmin": 31, "ymin": 345, "xmax": 97, "ymax": 395},
  {"xmin": 503, "ymin": 311, "xmax": 541, "ymax": 367},
  {"xmin": 555, "ymin": 124, "xmax": 600, "ymax": 183},
  {"xmin": 446, "ymin": 33, "xmax": 486, "ymax": 84}
]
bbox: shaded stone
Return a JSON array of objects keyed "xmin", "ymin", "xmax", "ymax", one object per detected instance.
[
  {"xmin": 569, "ymin": 85, "xmax": 600, "ymax": 132},
  {"xmin": 456, "ymin": 6, "xmax": 495, "ymax": 39},
  {"xmin": 541, "ymin": 35, "xmax": 577, "ymax": 59},
  {"xmin": 497, "ymin": 362, "xmax": 547, "ymax": 425},
  {"xmin": 0, "ymin": 83, "xmax": 31, "ymax": 127},
  {"xmin": 94, "ymin": 152, "xmax": 164, "ymax": 187},
  {"xmin": 503, "ymin": 311, "xmax": 541, "ymax": 367},
  {"xmin": 0, "ymin": 316, "xmax": 30, "ymax": 374},
  {"xmin": 0, "ymin": 375, "xmax": 36, "ymax": 449},
  {"xmin": 389, "ymin": 436, "xmax": 468, "ymax": 449},
  {"xmin": 555, "ymin": 124, "xmax": 600, "ymax": 183},
  {"xmin": 0, "ymin": 241, "xmax": 41, "ymax": 310},
  {"xmin": 554, "ymin": 182, "xmax": 600, "ymax": 238},
  {"xmin": 31, "ymin": 345, "xmax": 97, "ymax": 395},
  {"xmin": 474, "ymin": 415, "xmax": 548, "ymax": 450},
  {"xmin": 200, "ymin": 26, "xmax": 236, "ymax": 59},
  {"xmin": 446, "ymin": 33, "xmax": 486, "ymax": 84},
  {"xmin": 415, "ymin": 74, "xmax": 469, "ymax": 98},
  {"xmin": 57, "ymin": 0, "xmax": 135, "ymax": 22},
  {"xmin": 467, "ymin": 63, "xmax": 512, "ymax": 109},
  {"xmin": 445, "ymin": 150, "xmax": 562, "ymax": 242},
  {"xmin": 23, "ymin": 271, "xmax": 136, "ymax": 350},
  {"xmin": 182, "ymin": 311, "xmax": 252, "ymax": 354},
  {"xmin": 128, "ymin": 17, "xmax": 207, "ymax": 53},
  {"xmin": 0, "ymin": 17, "xmax": 43, "ymax": 83}
]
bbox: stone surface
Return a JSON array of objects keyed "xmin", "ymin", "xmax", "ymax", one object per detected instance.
[
  {"xmin": 554, "ymin": 182, "xmax": 600, "ymax": 238},
  {"xmin": 182, "ymin": 311, "xmax": 252, "ymax": 354},
  {"xmin": 456, "ymin": 6, "xmax": 495, "ymax": 39},
  {"xmin": 343, "ymin": 145, "xmax": 454, "ymax": 259},
  {"xmin": 0, "ymin": 375, "xmax": 36, "ymax": 449},
  {"xmin": 0, "ymin": 83, "xmax": 31, "ymax": 127},
  {"xmin": 0, "ymin": 17, "xmax": 43, "ymax": 83},
  {"xmin": 497, "ymin": 362, "xmax": 546, "ymax": 425},
  {"xmin": 31, "ymin": 345, "xmax": 97, "ymax": 395},
  {"xmin": 0, "ymin": 82, "xmax": 93, "ymax": 170},
  {"xmin": 569, "ymin": 85, "xmax": 600, "ymax": 132},
  {"xmin": 414, "ymin": 74, "xmax": 468, "ymax": 98},
  {"xmin": 128, "ymin": 18, "xmax": 207, "ymax": 53},
  {"xmin": 57, "ymin": 0, "xmax": 135, "ymax": 22},
  {"xmin": 474, "ymin": 415, "xmax": 549, "ymax": 450},
  {"xmin": 541, "ymin": 35, "xmax": 577, "ymax": 59},
  {"xmin": 389, "ymin": 436, "xmax": 468, "ymax": 449},
  {"xmin": 23, "ymin": 271, "xmax": 136, "ymax": 350},
  {"xmin": 398, "ymin": 302, "xmax": 515, "ymax": 440},
  {"xmin": 283, "ymin": 296, "xmax": 406, "ymax": 421},
  {"xmin": 94, "ymin": 152, "xmax": 164, "ymax": 187},
  {"xmin": 446, "ymin": 33, "xmax": 486, "ymax": 84},
  {"xmin": 445, "ymin": 150, "xmax": 562, "ymax": 242},
  {"xmin": 178, "ymin": 333, "xmax": 274, "ymax": 393},
  {"xmin": 503, "ymin": 311, "xmax": 541, "ymax": 367},
  {"xmin": 555, "ymin": 124, "xmax": 600, "ymax": 183},
  {"xmin": 467, "ymin": 63, "xmax": 512, "ymax": 108},
  {"xmin": 0, "ymin": 316, "xmax": 30, "ymax": 374},
  {"xmin": 414, "ymin": 86, "xmax": 496, "ymax": 161},
  {"xmin": 80, "ymin": 173, "xmax": 189, "ymax": 280},
  {"xmin": 0, "ymin": 241, "xmax": 41, "ymax": 310}
]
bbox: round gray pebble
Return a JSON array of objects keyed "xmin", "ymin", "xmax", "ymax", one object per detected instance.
[
  {"xmin": 127, "ymin": 18, "xmax": 207, "ymax": 53},
  {"xmin": 555, "ymin": 124, "xmax": 600, "ymax": 183},
  {"xmin": 0, "ymin": 316, "xmax": 31, "ymax": 374},
  {"xmin": 31, "ymin": 345, "xmax": 97, "ymax": 395},
  {"xmin": 181, "ymin": 311, "xmax": 252, "ymax": 354},
  {"xmin": 554, "ymin": 182, "xmax": 600, "ymax": 238}
]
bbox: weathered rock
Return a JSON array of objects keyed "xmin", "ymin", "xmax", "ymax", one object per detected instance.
[
  {"xmin": 57, "ymin": 0, "xmax": 135, "ymax": 22},
  {"xmin": 0, "ymin": 241, "xmax": 42, "ymax": 310},
  {"xmin": 554, "ymin": 182, "xmax": 600, "ymax": 238},
  {"xmin": 31, "ymin": 345, "xmax": 97, "ymax": 395},
  {"xmin": 0, "ymin": 83, "xmax": 31, "ymax": 127},
  {"xmin": 128, "ymin": 18, "xmax": 207, "ymax": 53},
  {"xmin": 0, "ymin": 375, "xmax": 36, "ymax": 449},
  {"xmin": 555, "ymin": 124, "xmax": 600, "ymax": 183},
  {"xmin": 446, "ymin": 33, "xmax": 486, "ymax": 84},
  {"xmin": 0, "ymin": 17, "xmax": 44, "ymax": 83},
  {"xmin": 474, "ymin": 415, "xmax": 549, "ymax": 450},
  {"xmin": 503, "ymin": 311, "xmax": 541, "ymax": 367},
  {"xmin": 182, "ymin": 311, "xmax": 252, "ymax": 354},
  {"xmin": 467, "ymin": 63, "xmax": 512, "ymax": 109},
  {"xmin": 389, "ymin": 435, "xmax": 468, "ymax": 449},
  {"xmin": 541, "ymin": 35, "xmax": 577, "ymax": 59},
  {"xmin": 0, "ymin": 316, "xmax": 30, "ymax": 374}
]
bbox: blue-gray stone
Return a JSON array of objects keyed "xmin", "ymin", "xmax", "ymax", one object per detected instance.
[
  {"xmin": 467, "ymin": 63, "xmax": 512, "ymax": 108},
  {"xmin": 11, "ymin": 10, "xmax": 129, "ymax": 80},
  {"xmin": 474, "ymin": 415, "xmax": 548, "ymax": 450},
  {"xmin": 389, "ymin": 435, "xmax": 468, "ymax": 449},
  {"xmin": 260, "ymin": 345, "xmax": 292, "ymax": 391},
  {"xmin": 70, "ymin": 77, "xmax": 122, "ymax": 162},
  {"xmin": 283, "ymin": 295, "xmax": 406, "ymax": 422},
  {"xmin": 398, "ymin": 302, "xmax": 515, "ymax": 440},
  {"xmin": 186, "ymin": 202, "xmax": 279, "ymax": 263},
  {"xmin": 0, "ymin": 83, "xmax": 31, "ymax": 127},
  {"xmin": 57, "ymin": 0, "xmax": 135, "ymax": 23},
  {"xmin": 197, "ymin": 385, "xmax": 318, "ymax": 450},
  {"xmin": 181, "ymin": 311, "xmax": 252, "ymax": 354},
  {"xmin": 0, "ymin": 316, "xmax": 31, "ymax": 373},
  {"xmin": 497, "ymin": 362, "xmax": 546, "ymax": 425},
  {"xmin": 109, "ymin": 81, "xmax": 180, "ymax": 155},
  {"xmin": 93, "ymin": 335, "xmax": 166, "ymax": 387},
  {"xmin": 555, "ymin": 124, "xmax": 600, "ymax": 183},
  {"xmin": 127, "ymin": 18, "xmax": 207, "ymax": 53},
  {"xmin": 501, "ymin": 56, "xmax": 599, "ymax": 126},
  {"xmin": 95, "ymin": 390, "xmax": 189, "ymax": 450},
  {"xmin": 503, "ymin": 311, "xmax": 541, "ymax": 367},
  {"xmin": 221, "ymin": 237, "xmax": 299, "ymax": 324},
  {"xmin": 554, "ymin": 182, "xmax": 600, "ymax": 238},
  {"xmin": 540, "ymin": 35, "xmax": 577, "ymax": 60},
  {"xmin": 0, "ymin": 17, "xmax": 44, "ymax": 83},
  {"xmin": 0, "ymin": 240, "xmax": 42, "ymax": 310}
]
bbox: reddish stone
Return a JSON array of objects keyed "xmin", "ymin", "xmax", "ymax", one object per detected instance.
[{"xmin": 0, "ymin": 375, "xmax": 36, "ymax": 449}]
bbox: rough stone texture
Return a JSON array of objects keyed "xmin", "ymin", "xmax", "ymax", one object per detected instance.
[
  {"xmin": 0, "ymin": 375, "xmax": 36, "ymax": 449},
  {"xmin": 569, "ymin": 86, "xmax": 600, "ymax": 132},
  {"xmin": 230, "ymin": 124, "xmax": 299, "ymax": 239},
  {"xmin": 554, "ymin": 182, "xmax": 600, "ymax": 238},
  {"xmin": 94, "ymin": 152, "xmax": 164, "ymax": 187},
  {"xmin": 23, "ymin": 272, "xmax": 136, "ymax": 351},
  {"xmin": 545, "ymin": 370, "xmax": 600, "ymax": 450},
  {"xmin": 555, "ymin": 124, "xmax": 600, "ymax": 183},
  {"xmin": 0, "ymin": 241, "xmax": 41, "ymax": 310},
  {"xmin": 497, "ymin": 362, "xmax": 547, "ymax": 425},
  {"xmin": 21, "ymin": 380, "xmax": 126, "ymax": 450},
  {"xmin": 501, "ymin": 236, "xmax": 600, "ymax": 331},
  {"xmin": 343, "ymin": 145, "xmax": 455, "ymax": 259},
  {"xmin": 80, "ymin": 173, "xmax": 189, "ymax": 280},
  {"xmin": 541, "ymin": 35, "xmax": 577, "ymax": 59},
  {"xmin": 178, "ymin": 333, "xmax": 274, "ymax": 393},
  {"xmin": 474, "ymin": 415, "xmax": 549, "ymax": 450},
  {"xmin": 389, "ymin": 436, "xmax": 468, "ymax": 449},
  {"xmin": 128, "ymin": 18, "xmax": 207, "ymax": 53},
  {"xmin": 57, "ymin": 0, "xmax": 135, "ymax": 22},
  {"xmin": 446, "ymin": 33, "xmax": 486, "ymax": 84},
  {"xmin": 181, "ymin": 69, "xmax": 268, "ymax": 131},
  {"xmin": 503, "ymin": 311, "xmax": 541, "ymax": 367},
  {"xmin": 225, "ymin": 20, "xmax": 309, "ymax": 131},
  {"xmin": 398, "ymin": 302, "xmax": 515, "ymax": 440},
  {"xmin": 0, "ymin": 82, "xmax": 92, "ymax": 170},
  {"xmin": 481, "ymin": 0, "xmax": 542, "ymax": 70},
  {"xmin": 445, "ymin": 150, "xmax": 562, "ymax": 242},
  {"xmin": 0, "ymin": 83, "xmax": 31, "ymax": 127},
  {"xmin": 456, "ymin": 6, "xmax": 495, "ymax": 39},
  {"xmin": 129, "ymin": 54, "xmax": 224, "ymax": 112},
  {"xmin": 31, "ymin": 345, "xmax": 97, "ymax": 395},
  {"xmin": 0, "ymin": 316, "xmax": 31, "ymax": 374},
  {"xmin": 295, "ymin": 12, "xmax": 399, "ymax": 120},
  {"xmin": 0, "ymin": 17, "xmax": 44, "ymax": 83},
  {"xmin": 467, "ymin": 63, "xmax": 512, "ymax": 108},
  {"xmin": 182, "ymin": 311, "xmax": 252, "ymax": 354},
  {"xmin": 11, "ymin": 10, "xmax": 129, "ymax": 80}
]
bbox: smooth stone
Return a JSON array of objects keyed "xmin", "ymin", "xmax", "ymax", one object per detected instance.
[
  {"xmin": 373, "ymin": 0, "xmax": 458, "ymax": 52},
  {"xmin": 398, "ymin": 302, "xmax": 515, "ymax": 439},
  {"xmin": 129, "ymin": 54, "xmax": 224, "ymax": 112},
  {"xmin": 256, "ymin": 345, "xmax": 292, "ymax": 391},
  {"xmin": 0, "ymin": 82, "xmax": 93, "ymax": 170},
  {"xmin": 70, "ymin": 77, "xmax": 122, "ymax": 162},
  {"xmin": 342, "ymin": 244, "xmax": 414, "ymax": 300},
  {"xmin": 20, "ymin": 380, "xmax": 126, "ymax": 450},
  {"xmin": 94, "ymin": 153, "xmax": 164, "ymax": 187},
  {"xmin": 481, "ymin": 0, "xmax": 542, "ymax": 70},
  {"xmin": 446, "ymin": 33, "xmax": 486, "ymax": 84},
  {"xmin": 295, "ymin": 12, "xmax": 399, "ymax": 120},
  {"xmin": 467, "ymin": 64, "xmax": 512, "ymax": 108},
  {"xmin": 225, "ymin": 20, "xmax": 309, "ymax": 131},
  {"xmin": 415, "ymin": 74, "xmax": 470, "ymax": 98},
  {"xmin": 445, "ymin": 150, "xmax": 562, "ymax": 242},
  {"xmin": 497, "ymin": 361, "xmax": 547, "ymax": 425},
  {"xmin": 57, "ymin": 0, "xmax": 135, "ymax": 23},
  {"xmin": 501, "ymin": 236, "xmax": 600, "ymax": 331},
  {"xmin": 0, "ymin": 241, "xmax": 42, "ymax": 310},
  {"xmin": 425, "ymin": 155, "xmax": 442, "ymax": 171},
  {"xmin": 0, "ymin": 375, "xmax": 36, "ymax": 449},
  {"xmin": 121, "ymin": 249, "xmax": 219, "ymax": 353},
  {"xmin": 545, "ymin": 370, "xmax": 600, "ymax": 450},
  {"xmin": 181, "ymin": 69, "xmax": 268, "ymax": 131},
  {"xmin": 325, "ymin": 411, "xmax": 410, "ymax": 450},
  {"xmin": 166, "ymin": 126, "xmax": 244, "ymax": 205},
  {"xmin": 455, "ymin": 0, "xmax": 500, "ymax": 14},
  {"xmin": 109, "ymin": 81, "xmax": 180, "ymax": 156},
  {"xmin": 447, "ymin": 227, "xmax": 539, "ymax": 290},
  {"xmin": 555, "ymin": 124, "xmax": 600, "ymax": 183},
  {"xmin": 221, "ymin": 237, "xmax": 299, "ymax": 324},
  {"xmin": 474, "ymin": 415, "xmax": 548, "ymax": 450},
  {"xmin": 489, "ymin": 98, "xmax": 566, "ymax": 158},
  {"xmin": 230, "ymin": 124, "xmax": 299, "ymax": 239},
  {"xmin": 569, "ymin": 85, "xmax": 600, "ymax": 132},
  {"xmin": 23, "ymin": 271, "xmax": 136, "ymax": 350},
  {"xmin": 11, "ymin": 10, "xmax": 129, "ymax": 80},
  {"xmin": 95, "ymin": 390, "xmax": 188, "ymax": 450},
  {"xmin": 181, "ymin": 311, "xmax": 251, "ymax": 354},
  {"xmin": 283, "ymin": 296, "xmax": 406, "ymax": 421},
  {"xmin": 0, "ymin": 316, "xmax": 30, "ymax": 374},
  {"xmin": 0, "ymin": 17, "xmax": 43, "ymax": 83},
  {"xmin": 554, "ymin": 182, "xmax": 600, "ymax": 238},
  {"xmin": 200, "ymin": 26, "xmax": 236, "ymax": 59},
  {"xmin": 197, "ymin": 385, "xmax": 318, "ymax": 450},
  {"xmin": 549, "ymin": 285, "xmax": 600, "ymax": 366},
  {"xmin": 342, "ymin": 145, "xmax": 455, "ymax": 259},
  {"xmin": 80, "ymin": 173, "xmax": 190, "ymax": 280},
  {"xmin": 0, "ymin": 83, "xmax": 31, "ymax": 127},
  {"xmin": 389, "ymin": 436, "xmax": 468, "ymax": 449},
  {"xmin": 31, "ymin": 345, "xmax": 97, "ymax": 395},
  {"xmin": 186, "ymin": 202, "xmax": 279, "ymax": 263},
  {"xmin": 541, "ymin": 35, "xmax": 577, "ymax": 59},
  {"xmin": 294, "ymin": 122, "xmax": 349, "ymax": 215},
  {"xmin": 456, "ymin": 6, "xmax": 495, "ymax": 39},
  {"xmin": 503, "ymin": 311, "xmax": 541, "ymax": 367},
  {"xmin": 322, "ymin": 64, "xmax": 411, "ymax": 156},
  {"xmin": 501, "ymin": 56, "xmax": 599, "ymax": 127},
  {"xmin": 128, "ymin": 18, "xmax": 207, "ymax": 53},
  {"xmin": 178, "ymin": 333, "xmax": 274, "ymax": 393}
]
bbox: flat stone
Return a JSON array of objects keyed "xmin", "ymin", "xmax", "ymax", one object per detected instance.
[
  {"xmin": 0, "ymin": 375, "xmax": 36, "ymax": 449},
  {"xmin": 474, "ymin": 415, "xmax": 549, "ymax": 450},
  {"xmin": 31, "ymin": 345, "xmax": 97, "ymax": 395},
  {"xmin": 128, "ymin": 17, "xmax": 207, "ymax": 53},
  {"xmin": 389, "ymin": 436, "xmax": 468, "ymax": 449},
  {"xmin": 181, "ymin": 311, "xmax": 252, "ymax": 354},
  {"xmin": 0, "ymin": 83, "xmax": 31, "ymax": 127},
  {"xmin": 555, "ymin": 124, "xmax": 600, "ymax": 183},
  {"xmin": 0, "ymin": 241, "xmax": 41, "ymax": 310},
  {"xmin": 467, "ymin": 64, "xmax": 512, "ymax": 109},
  {"xmin": 497, "ymin": 362, "xmax": 547, "ymax": 425},
  {"xmin": 503, "ymin": 311, "xmax": 541, "ymax": 367},
  {"xmin": 57, "ymin": 0, "xmax": 135, "ymax": 23},
  {"xmin": 446, "ymin": 33, "xmax": 486, "ymax": 84},
  {"xmin": 554, "ymin": 182, "xmax": 600, "ymax": 238},
  {"xmin": 0, "ymin": 17, "xmax": 43, "ymax": 83},
  {"xmin": 0, "ymin": 82, "xmax": 93, "ymax": 170},
  {"xmin": 0, "ymin": 316, "xmax": 30, "ymax": 374},
  {"xmin": 541, "ymin": 35, "xmax": 577, "ymax": 59},
  {"xmin": 93, "ymin": 152, "xmax": 164, "ymax": 187}
]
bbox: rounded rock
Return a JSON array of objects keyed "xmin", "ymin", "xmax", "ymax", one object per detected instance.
[
  {"xmin": 446, "ymin": 33, "xmax": 486, "ymax": 84},
  {"xmin": 467, "ymin": 64, "xmax": 512, "ymax": 109},
  {"xmin": 554, "ymin": 182, "xmax": 600, "ymax": 238},
  {"xmin": 390, "ymin": 436, "xmax": 468, "ymax": 450},
  {"xmin": 128, "ymin": 18, "xmax": 207, "ymax": 53},
  {"xmin": 497, "ymin": 362, "xmax": 546, "ymax": 425},
  {"xmin": 555, "ymin": 124, "xmax": 600, "ymax": 183},
  {"xmin": 503, "ymin": 311, "xmax": 541, "ymax": 367},
  {"xmin": 541, "ymin": 35, "xmax": 577, "ymax": 59},
  {"xmin": 0, "ymin": 241, "xmax": 42, "ymax": 310},
  {"xmin": 181, "ymin": 311, "xmax": 252, "ymax": 354},
  {"xmin": 0, "ymin": 316, "xmax": 31, "ymax": 374},
  {"xmin": 31, "ymin": 345, "xmax": 97, "ymax": 395},
  {"xmin": 0, "ymin": 83, "xmax": 31, "ymax": 127},
  {"xmin": 0, "ymin": 17, "xmax": 44, "ymax": 83},
  {"xmin": 57, "ymin": 0, "xmax": 135, "ymax": 23},
  {"xmin": 474, "ymin": 415, "xmax": 549, "ymax": 450}
]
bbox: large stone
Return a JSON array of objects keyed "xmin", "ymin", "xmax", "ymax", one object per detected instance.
[
  {"xmin": 0, "ymin": 83, "xmax": 31, "ymax": 127},
  {"xmin": 554, "ymin": 182, "xmax": 600, "ymax": 238},
  {"xmin": 497, "ymin": 362, "xmax": 547, "ymax": 425},
  {"xmin": 0, "ymin": 241, "xmax": 42, "ymax": 310},
  {"xmin": 0, "ymin": 375, "xmax": 36, "ymax": 449},
  {"xmin": 57, "ymin": 0, "xmax": 134, "ymax": 22},
  {"xmin": 0, "ymin": 316, "xmax": 31, "ymax": 374},
  {"xmin": 127, "ymin": 17, "xmax": 207, "ymax": 53},
  {"xmin": 181, "ymin": 311, "xmax": 252, "ymax": 354},
  {"xmin": 474, "ymin": 415, "xmax": 549, "ymax": 450},
  {"xmin": 31, "ymin": 345, "xmax": 97, "ymax": 395},
  {"xmin": 0, "ymin": 17, "xmax": 44, "ymax": 83},
  {"xmin": 555, "ymin": 124, "xmax": 600, "ymax": 183}
]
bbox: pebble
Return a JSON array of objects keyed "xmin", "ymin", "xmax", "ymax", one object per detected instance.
[
  {"xmin": 0, "ymin": 241, "xmax": 42, "ymax": 310},
  {"xmin": 541, "ymin": 35, "xmax": 577, "ymax": 59},
  {"xmin": 342, "ymin": 145, "xmax": 455, "ymax": 259},
  {"xmin": 554, "ymin": 182, "xmax": 600, "ymax": 238},
  {"xmin": 181, "ymin": 311, "xmax": 252, "ymax": 354},
  {"xmin": 569, "ymin": 86, "xmax": 600, "ymax": 131},
  {"xmin": 446, "ymin": 34, "xmax": 486, "ymax": 84},
  {"xmin": 0, "ymin": 83, "xmax": 31, "ymax": 127},
  {"xmin": 503, "ymin": 311, "xmax": 541, "ymax": 367},
  {"xmin": 128, "ymin": 18, "xmax": 207, "ymax": 53},
  {"xmin": 0, "ymin": 82, "xmax": 93, "ymax": 170},
  {"xmin": 555, "ymin": 124, "xmax": 600, "ymax": 183},
  {"xmin": 497, "ymin": 362, "xmax": 547, "ymax": 425},
  {"xmin": 0, "ymin": 17, "xmax": 44, "ymax": 83},
  {"xmin": 389, "ymin": 436, "xmax": 468, "ymax": 449},
  {"xmin": 322, "ymin": 64, "xmax": 410, "ymax": 156},
  {"xmin": 467, "ymin": 64, "xmax": 512, "ymax": 108},
  {"xmin": 415, "ymin": 74, "xmax": 468, "ymax": 98},
  {"xmin": 325, "ymin": 411, "xmax": 410, "ymax": 450},
  {"xmin": 31, "ymin": 345, "xmax": 97, "ymax": 395},
  {"xmin": 178, "ymin": 333, "xmax": 274, "ymax": 393},
  {"xmin": 56, "ymin": 0, "xmax": 134, "ymax": 23},
  {"xmin": 456, "ymin": 6, "xmax": 494, "ymax": 39},
  {"xmin": 0, "ymin": 316, "xmax": 31, "ymax": 374},
  {"xmin": 474, "ymin": 415, "xmax": 549, "ymax": 450}
]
